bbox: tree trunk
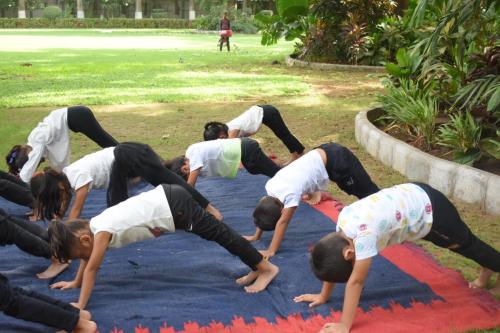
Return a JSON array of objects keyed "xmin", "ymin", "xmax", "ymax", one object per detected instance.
[
  {"xmin": 188, "ymin": 0, "xmax": 195, "ymax": 20},
  {"xmin": 76, "ymin": 0, "xmax": 84, "ymax": 18},
  {"xmin": 135, "ymin": 0, "xmax": 142, "ymax": 19},
  {"xmin": 18, "ymin": 0, "xmax": 26, "ymax": 18}
]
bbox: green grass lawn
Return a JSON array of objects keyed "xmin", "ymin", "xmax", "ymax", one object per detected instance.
[{"xmin": 1, "ymin": 29, "xmax": 498, "ymax": 332}]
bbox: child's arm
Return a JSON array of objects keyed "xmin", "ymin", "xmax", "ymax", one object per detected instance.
[
  {"xmin": 293, "ymin": 281, "xmax": 335, "ymax": 307},
  {"xmin": 261, "ymin": 206, "xmax": 297, "ymax": 259},
  {"xmin": 333, "ymin": 258, "xmax": 372, "ymax": 333},
  {"xmin": 75, "ymin": 232, "xmax": 111, "ymax": 309},
  {"xmin": 228, "ymin": 129, "xmax": 240, "ymax": 138},
  {"xmin": 67, "ymin": 184, "xmax": 90, "ymax": 220},
  {"xmin": 51, "ymin": 259, "xmax": 87, "ymax": 290},
  {"xmin": 243, "ymin": 227, "xmax": 263, "ymax": 242},
  {"xmin": 187, "ymin": 168, "xmax": 201, "ymax": 187}
]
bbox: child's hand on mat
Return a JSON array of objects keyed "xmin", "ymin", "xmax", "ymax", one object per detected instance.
[
  {"xmin": 293, "ymin": 293, "xmax": 327, "ymax": 307},
  {"xmin": 259, "ymin": 249, "xmax": 275, "ymax": 260},
  {"xmin": 319, "ymin": 322, "xmax": 349, "ymax": 333},
  {"xmin": 51, "ymin": 280, "xmax": 80, "ymax": 290}
]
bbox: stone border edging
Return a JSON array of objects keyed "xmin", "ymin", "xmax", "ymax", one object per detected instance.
[
  {"xmin": 355, "ymin": 108, "xmax": 500, "ymax": 215},
  {"xmin": 285, "ymin": 56, "xmax": 386, "ymax": 73}
]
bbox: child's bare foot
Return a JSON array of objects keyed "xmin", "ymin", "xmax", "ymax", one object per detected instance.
[
  {"xmin": 236, "ymin": 270, "xmax": 259, "ymax": 285},
  {"xmin": 74, "ymin": 318, "xmax": 97, "ymax": 333},
  {"xmin": 470, "ymin": 267, "xmax": 494, "ymax": 289},
  {"xmin": 303, "ymin": 191, "xmax": 322, "ymax": 205},
  {"xmin": 37, "ymin": 260, "xmax": 69, "ymax": 279},
  {"xmin": 244, "ymin": 261, "xmax": 279, "ymax": 293}
]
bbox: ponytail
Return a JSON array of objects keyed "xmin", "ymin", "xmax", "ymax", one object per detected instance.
[
  {"xmin": 31, "ymin": 168, "xmax": 72, "ymax": 221},
  {"xmin": 48, "ymin": 219, "xmax": 89, "ymax": 263},
  {"xmin": 203, "ymin": 122, "xmax": 228, "ymax": 141},
  {"xmin": 6, "ymin": 145, "xmax": 30, "ymax": 175}
]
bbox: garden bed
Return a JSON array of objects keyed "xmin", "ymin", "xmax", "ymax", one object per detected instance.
[
  {"xmin": 355, "ymin": 108, "xmax": 500, "ymax": 216},
  {"xmin": 285, "ymin": 56, "xmax": 386, "ymax": 73}
]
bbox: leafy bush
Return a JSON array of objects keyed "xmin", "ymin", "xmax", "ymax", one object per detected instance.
[
  {"xmin": 378, "ymin": 78, "xmax": 438, "ymax": 150},
  {"xmin": 42, "ymin": 6, "xmax": 62, "ymax": 20},
  {"xmin": 151, "ymin": 9, "xmax": 168, "ymax": 19},
  {"xmin": 437, "ymin": 112, "xmax": 482, "ymax": 164},
  {"xmin": 0, "ymin": 18, "xmax": 191, "ymax": 29},
  {"xmin": 193, "ymin": 5, "xmax": 258, "ymax": 33}
]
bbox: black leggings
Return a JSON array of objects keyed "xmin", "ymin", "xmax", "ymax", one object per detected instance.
[
  {"xmin": 261, "ymin": 105, "xmax": 305, "ymax": 154},
  {"xmin": 0, "ymin": 275, "xmax": 79, "ymax": 331},
  {"xmin": 0, "ymin": 170, "xmax": 34, "ymax": 208},
  {"xmin": 240, "ymin": 138, "xmax": 281, "ymax": 178},
  {"xmin": 107, "ymin": 142, "xmax": 210, "ymax": 209},
  {"xmin": 417, "ymin": 183, "xmax": 500, "ymax": 272},
  {"xmin": 67, "ymin": 105, "xmax": 118, "ymax": 148},
  {"xmin": 0, "ymin": 209, "xmax": 50, "ymax": 259},
  {"xmin": 319, "ymin": 142, "xmax": 379, "ymax": 199},
  {"xmin": 163, "ymin": 184, "xmax": 263, "ymax": 270}
]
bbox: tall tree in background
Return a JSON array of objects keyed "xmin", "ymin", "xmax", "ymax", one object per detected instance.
[
  {"xmin": 18, "ymin": 0, "xmax": 25, "ymax": 17},
  {"xmin": 135, "ymin": 0, "xmax": 142, "ymax": 18}
]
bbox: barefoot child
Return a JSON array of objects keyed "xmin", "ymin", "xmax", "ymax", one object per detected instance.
[
  {"xmin": 204, "ymin": 105, "xmax": 305, "ymax": 162},
  {"xmin": 6, "ymin": 105, "xmax": 118, "ymax": 183},
  {"xmin": 0, "ymin": 209, "xmax": 67, "ymax": 279},
  {"xmin": 294, "ymin": 183, "xmax": 500, "ymax": 333},
  {"xmin": 48, "ymin": 184, "xmax": 279, "ymax": 309},
  {"xmin": 167, "ymin": 138, "xmax": 280, "ymax": 187},
  {"xmin": 31, "ymin": 142, "xmax": 221, "ymax": 221},
  {"xmin": 0, "ymin": 273, "xmax": 96, "ymax": 332},
  {"xmin": 248, "ymin": 142, "xmax": 379, "ymax": 259}
]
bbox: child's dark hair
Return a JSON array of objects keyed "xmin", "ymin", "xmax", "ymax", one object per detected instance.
[
  {"xmin": 163, "ymin": 156, "xmax": 188, "ymax": 180},
  {"xmin": 310, "ymin": 233, "xmax": 353, "ymax": 283},
  {"xmin": 6, "ymin": 145, "xmax": 30, "ymax": 175},
  {"xmin": 48, "ymin": 219, "xmax": 89, "ymax": 263},
  {"xmin": 203, "ymin": 122, "xmax": 228, "ymax": 141},
  {"xmin": 253, "ymin": 196, "xmax": 282, "ymax": 231},
  {"xmin": 31, "ymin": 168, "xmax": 72, "ymax": 221}
]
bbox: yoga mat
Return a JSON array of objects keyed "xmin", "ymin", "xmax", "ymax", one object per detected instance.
[{"xmin": 0, "ymin": 171, "xmax": 499, "ymax": 332}]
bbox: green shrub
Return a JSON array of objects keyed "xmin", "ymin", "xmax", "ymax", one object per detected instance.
[
  {"xmin": 0, "ymin": 18, "xmax": 191, "ymax": 29},
  {"xmin": 437, "ymin": 112, "xmax": 482, "ymax": 164},
  {"xmin": 151, "ymin": 9, "xmax": 168, "ymax": 19},
  {"xmin": 42, "ymin": 6, "xmax": 62, "ymax": 20},
  {"xmin": 378, "ymin": 78, "xmax": 438, "ymax": 150}
]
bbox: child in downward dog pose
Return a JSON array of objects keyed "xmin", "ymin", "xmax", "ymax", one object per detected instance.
[
  {"xmin": 167, "ymin": 138, "xmax": 280, "ymax": 187},
  {"xmin": 6, "ymin": 105, "xmax": 118, "ymax": 183},
  {"xmin": 31, "ymin": 142, "xmax": 221, "ymax": 221},
  {"xmin": 0, "ymin": 209, "xmax": 67, "ymax": 279},
  {"xmin": 247, "ymin": 142, "xmax": 379, "ymax": 259},
  {"xmin": 294, "ymin": 183, "xmax": 500, "ymax": 333},
  {"xmin": 0, "ymin": 273, "xmax": 96, "ymax": 332},
  {"xmin": 204, "ymin": 105, "xmax": 305, "ymax": 162},
  {"xmin": 48, "ymin": 184, "xmax": 279, "ymax": 309}
]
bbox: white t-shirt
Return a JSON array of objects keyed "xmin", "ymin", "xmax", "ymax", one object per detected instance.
[
  {"xmin": 20, "ymin": 108, "xmax": 70, "ymax": 182},
  {"xmin": 336, "ymin": 183, "xmax": 433, "ymax": 260},
  {"xmin": 265, "ymin": 149, "xmax": 329, "ymax": 208},
  {"xmin": 63, "ymin": 147, "xmax": 115, "ymax": 192},
  {"xmin": 185, "ymin": 139, "xmax": 241, "ymax": 179},
  {"xmin": 90, "ymin": 185, "xmax": 175, "ymax": 249},
  {"xmin": 226, "ymin": 105, "xmax": 264, "ymax": 137}
]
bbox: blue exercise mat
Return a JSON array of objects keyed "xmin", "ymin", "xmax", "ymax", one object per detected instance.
[{"xmin": 0, "ymin": 171, "xmax": 440, "ymax": 332}]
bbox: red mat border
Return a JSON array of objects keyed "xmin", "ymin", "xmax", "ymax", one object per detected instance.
[{"xmin": 109, "ymin": 198, "xmax": 500, "ymax": 333}]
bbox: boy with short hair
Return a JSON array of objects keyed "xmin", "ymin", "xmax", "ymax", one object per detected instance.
[
  {"xmin": 294, "ymin": 183, "xmax": 500, "ymax": 333},
  {"xmin": 246, "ymin": 142, "xmax": 378, "ymax": 259},
  {"xmin": 48, "ymin": 184, "xmax": 279, "ymax": 309}
]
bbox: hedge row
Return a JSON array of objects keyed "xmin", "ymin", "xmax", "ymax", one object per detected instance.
[{"xmin": 0, "ymin": 18, "xmax": 191, "ymax": 29}]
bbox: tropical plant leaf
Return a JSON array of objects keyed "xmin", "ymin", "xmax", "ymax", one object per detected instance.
[
  {"xmin": 277, "ymin": 0, "xmax": 309, "ymax": 22},
  {"xmin": 480, "ymin": 138, "xmax": 500, "ymax": 159},
  {"xmin": 453, "ymin": 149, "xmax": 481, "ymax": 165}
]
